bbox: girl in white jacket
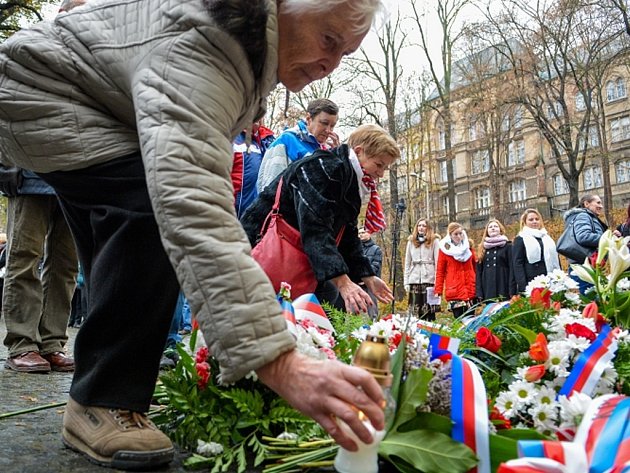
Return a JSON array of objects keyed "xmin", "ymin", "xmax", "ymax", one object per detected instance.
[{"xmin": 404, "ymin": 218, "xmax": 440, "ymax": 321}]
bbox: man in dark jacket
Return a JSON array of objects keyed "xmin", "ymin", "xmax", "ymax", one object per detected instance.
[
  {"xmin": 358, "ymin": 227, "xmax": 382, "ymax": 318},
  {"xmin": 0, "ymin": 165, "xmax": 77, "ymax": 373}
]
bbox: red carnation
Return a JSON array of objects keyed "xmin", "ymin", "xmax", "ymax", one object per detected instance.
[
  {"xmin": 565, "ymin": 323, "xmax": 596, "ymax": 342},
  {"xmin": 476, "ymin": 327, "xmax": 502, "ymax": 353},
  {"xmin": 489, "ymin": 406, "xmax": 512, "ymax": 430},
  {"xmin": 195, "ymin": 346, "xmax": 209, "ymax": 364},
  {"xmin": 196, "ymin": 361, "xmax": 211, "ymax": 390}
]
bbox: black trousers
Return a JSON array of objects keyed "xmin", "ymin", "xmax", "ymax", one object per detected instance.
[{"xmin": 38, "ymin": 153, "xmax": 180, "ymax": 412}]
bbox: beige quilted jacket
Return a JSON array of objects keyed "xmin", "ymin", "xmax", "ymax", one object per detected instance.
[{"xmin": 0, "ymin": 0, "xmax": 295, "ymax": 383}]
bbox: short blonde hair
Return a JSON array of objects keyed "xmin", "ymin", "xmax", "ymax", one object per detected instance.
[{"xmin": 348, "ymin": 124, "xmax": 400, "ymax": 161}]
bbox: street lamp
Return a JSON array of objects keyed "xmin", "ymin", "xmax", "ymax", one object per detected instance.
[{"xmin": 409, "ymin": 171, "xmax": 431, "ymax": 220}]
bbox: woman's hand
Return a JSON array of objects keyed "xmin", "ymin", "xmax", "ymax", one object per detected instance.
[
  {"xmin": 363, "ymin": 276, "xmax": 394, "ymax": 303},
  {"xmin": 331, "ymin": 274, "xmax": 373, "ymax": 313},
  {"xmin": 614, "ymin": 229, "xmax": 622, "ymax": 238},
  {"xmin": 257, "ymin": 350, "xmax": 385, "ymax": 451}
]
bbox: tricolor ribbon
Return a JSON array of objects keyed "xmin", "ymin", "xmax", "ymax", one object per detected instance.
[
  {"xmin": 558, "ymin": 324, "xmax": 618, "ymax": 398},
  {"xmin": 428, "ymin": 333, "xmax": 490, "ymax": 473},
  {"xmin": 428, "ymin": 333, "xmax": 461, "ymax": 361},
  {"xmin": 452, "ymin": 355, "xmax": 491, "ymax": 473},
  {"xmin": 499, "ymin": 395, "xmax": 630, "ymax": 473},
  {"xmin": 280, "ymin": 298, "xmax": 297, "ymax": 337},
  {"xmin": 292, "ymin": 293, "xmax": 335, "ymax": 333}
]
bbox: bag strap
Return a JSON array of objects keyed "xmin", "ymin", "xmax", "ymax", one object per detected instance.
[
  {"xmin": 259, "ymin": 177, "xmax": 285, "ymax": 238},
  {"xmin": 335, "ymin": 225, "xmax": 345, "ymax": 246}
]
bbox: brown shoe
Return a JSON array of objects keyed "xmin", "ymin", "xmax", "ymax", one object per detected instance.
[
  {"xmin": 5, "ymin": 351, "xmax": 51, "ymax": 373},
  {"xmin": 62, "ymin": 398, "xmax": 174, "ymax": 470},
  {"xmin": 42, "ymin": 352, "xmax": 75, "ymax": 372}
]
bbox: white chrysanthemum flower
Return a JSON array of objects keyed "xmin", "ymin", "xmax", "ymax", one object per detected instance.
[
  {"xmin": 197, "ymin": 440, "xmax": 224, "ymax": 456},
  {"xmin": 276, "ymin": 432, "xmax": 299, "ymax": 441},
  {"xmin": 495, "ymin": 391, "xmax": 520, "ymax": 418},
  {"xmin": 558, "ymin": 393, "xmax": 592, "ymax": 426},
  {"xmin": 545, "ymin": 309, "xmax": 582, "ymax": 339},
  {"xmin": 564, "ymin": 291, "xmax": 580, "ymax": 304},
  {"xmin": 352, "ymin": 326, "xmax": 369, "ymax": 341},
  {"xmin": 515, "ymin": 366, "xmax": 528, "ymax": 381},
  {"xmin": 535, "ymin": 385, "xmax": 557, "ymax": 405},
  {"xmin": 244, "ymin": 370, "xmax": 258, "ymax": 382},
  {"xmin": 528, "ymin": 403, "xmax": 558, "ymax": 430},
  {"xmin": 546, "ymin": 342, "xmax": 571, "ymax": 377},
  {"xmin": 617, "ymin": 277, "xmax": 630, "ymax": 291},
  {"xmin": 616, "ymin": 330, "xmax": 630, "ymax": 343},
  {"xmin": 565, "ymin": 334, "xmax": 592, "ymax": 352},
  {"xmin": 509, "ymin": 381, "xmax": 536, "ymax": 405},
  {"xmin": 295, "ymin": 331, "xmax": 327, "ymax": 360}
]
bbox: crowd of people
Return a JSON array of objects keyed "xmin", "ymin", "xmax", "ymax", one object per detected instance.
[{"xmin": 0, "ymin": 0, "xmax": 626, "ymax": 470}]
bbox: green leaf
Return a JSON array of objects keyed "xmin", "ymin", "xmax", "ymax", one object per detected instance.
[
  {"xmin": 504, "ymin": 323, "xmax": 538, "ymax": 344},
  {"xmin": 390, "ymin": 367, "xmax": 433, "ymax": 432},
  {"xmin": 183, "ymin": 453, "xmax": 214, "ymax": 468},
  {"xmin": 489, "ymin": 433, "xmax": 518, "ymax": 472},
  {"xmin": 497, "ymin": 428, "xmax": 552, "ymax": 440},
  {"xmin": 380, "ymin": 429, "xmax": 478, "ymax": 473},
  {"xmin": 397, "ymin": 412, "xmax": 452, "ymax": 435}
]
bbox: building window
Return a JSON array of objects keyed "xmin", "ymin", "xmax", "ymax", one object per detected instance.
[
  {"xmin": 438, "ymin": 160, "xmax": 448, "ymax": 183},
  {"xmin": 583, "ymin": 166, "xmax": 603, "ymax": 190},
  {"xmin": 579, "ymin": 125, "xmax": 599, "ymax": 149},
  {"xmin": 514, "ymin": 106, "xmax": 523, "ymax": 129},
  {"xmin": 508, "ymin": 140, "xmax": 525, "ymax": 166},
  {"xmin": 442, "ymin": 195, "xmax": 449, "ymax": 216},
  {"xmin": 553, "ymin": 174, "xmax": 569, "ymax": 195},
  {"xmin": 575, "ymin": 92, "xmax": 586, "ymax": 112},
  {"xmin": 438, "ymin": 126, "xmax": 445, "ymax": 150},
  {"xmin": 607, "ymin": 77, "xmax": 627, "ymax": 102},
  {"xmin": 546, "ymin": 101, "xmax": 563, "ymax": 119},
  {"xmin": 471, "ymin": 149, "xmax": 490, "ymax": 175},
  {"xmin": 611, "ymin": 116, "xmax": 630, "ymax": 142},
  {"xmin": 508, "ymin": 179, "xmax": 527, "ymax": 203},
  {"xmin": 469, "ymin": 120, "xmax": 478, "ymax": 141},
  {"xmin": 474, "ymin": 187, "xmax": 491, "ymax": 210},
  {"xmin": 616, "ymin": 159, "xmax": 630, "ymax": 184}
]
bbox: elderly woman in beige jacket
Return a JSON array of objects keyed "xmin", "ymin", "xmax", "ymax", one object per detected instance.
[
  {"xmin": 0, "ymin": 0, "xmax": 385, "ymax": 469},
  {"xmin": 404, "ymin": 218, "xmax": 441, "ymax": 321}
]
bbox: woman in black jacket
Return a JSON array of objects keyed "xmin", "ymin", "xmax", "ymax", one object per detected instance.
[
  {"xmin": 476, "ymin": 219, "xmax": 515, "ymax": 301},
  {"xmin": 242, "ymin": 124, "xmax": 397, "ymax": 313},
  {"xmin": 512, "ymin": 208, "xmax": 561, "ymax": 293}
]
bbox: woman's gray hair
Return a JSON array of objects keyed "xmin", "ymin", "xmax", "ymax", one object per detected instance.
[{"xmin": 279, "ymin": 0, "xmax": 383, "ymax": 34}]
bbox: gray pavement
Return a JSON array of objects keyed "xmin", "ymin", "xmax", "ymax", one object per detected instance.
[{"xmin": 0, "ymin": 322, "xmax": 190, "ymax": 473}]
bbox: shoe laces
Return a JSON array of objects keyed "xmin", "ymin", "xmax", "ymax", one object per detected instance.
[{"xmin": 110, "ymin": 409, "xmax": 154, "ymax": 430}]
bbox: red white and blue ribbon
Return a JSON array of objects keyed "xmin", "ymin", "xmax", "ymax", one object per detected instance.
[
  {"xmin": 292, "ymin": 293, "xmax": 335, "ymax": 333},
  {"xmin": 558, "ymin": 325, "xmax": 618, "ymax": 398},
  {"xmin": 428, "ymin": 333, "xmax": 461, "ymax": 361},
  {"xmin": 280, "ymin": 298, "xmax": 297, "ymax": 337},
  {"xmin": 499, "ymin": 395, "xmax": 630, "ymax": 473},
  {"xmin": 451, "ymin": 355, "xmax": 491, "ymax": 473}
]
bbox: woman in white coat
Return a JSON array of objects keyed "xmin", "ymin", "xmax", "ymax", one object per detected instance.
[{"xmin": 404, "ymin": 218, "xmax": 440, "ymax": 321}]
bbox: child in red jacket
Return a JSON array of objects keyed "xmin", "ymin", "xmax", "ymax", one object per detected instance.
[{"xmin": 434, "ymin": 222, "xmax": 477, "ymax": 317}]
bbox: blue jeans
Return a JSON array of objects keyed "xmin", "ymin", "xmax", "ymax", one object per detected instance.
[
  {"xmin": 181, "ymin": 296, "xmax": 192, "ymax": 331},
  {"xmin": 166, "ymin": 293, "xmax": 185, "ymax": 349}
]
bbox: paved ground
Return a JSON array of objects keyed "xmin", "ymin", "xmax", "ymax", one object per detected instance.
[{"xmin": 0, "ymin": 322, "xmax": 191, "ymax": 473}]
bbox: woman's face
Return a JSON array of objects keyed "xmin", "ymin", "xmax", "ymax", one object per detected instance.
[
  {"xmin": 359, "ymin": 151, "xmax": 396, "ymax": 180},
  {"xmin": 487, "ymin": 222, "xmax": 501, "ymax": 238},
  {"xmin": 277, "ymin": 6, "xmax": 367, "ymax": 92},
  {"xmin": 450, "ymin": 228, "xmax": 464, "ymax": 244},
  {"xmin": 417, "ymin": 221, "xmax": 427, "ymax": 234},
  {"xmin": 525, "ymin": 212, "xmax": 541, "ymax": 229},
  {"xmin": 584, "ymin": 196, "xmax": 604, "ymax": 216}
]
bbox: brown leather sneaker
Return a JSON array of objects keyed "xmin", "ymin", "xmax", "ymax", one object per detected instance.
[
  {"xmin": 62, "ymin": 398, "xmax": 174, "ymax": 470},
  {"xmin": 42, "ymin": 352, "xmax": 75, "ymax": 372},
  {"xmin": 5, "ymin": 351, "xmax": 51, "ymax": 373}
]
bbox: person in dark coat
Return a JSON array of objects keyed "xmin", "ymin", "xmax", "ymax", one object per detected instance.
[
  {"xmin": 563, "ymin": 194, "xmax": 608, "ymax": 293},
  {"xmin": 476, "ymin": 218, "xmax": 515, "ymax": 301},
  {"xmin": 358, "ymin": 227, "xmax": 382, "ymax": 318},
  {"xmin": 242, "ymin": 124, "xmax": 397, "ymax": 314},
  {"xmin": 512, "ymin": 208, "xmax": 561, "ymax": 293}
]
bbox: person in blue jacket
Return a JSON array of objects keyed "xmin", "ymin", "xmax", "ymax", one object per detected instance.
[
  {"xmin": 563, "ymin": 194, "xmax": 607, "ymax": 293},
  {"xmin": 256, "ymin": 98, "xmax": 339, "ymax": 192}
]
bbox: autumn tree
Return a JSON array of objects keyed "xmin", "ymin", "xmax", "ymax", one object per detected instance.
[{"xmin": 411, "ymin": 0, "xmax": 470, "ymax": 222}]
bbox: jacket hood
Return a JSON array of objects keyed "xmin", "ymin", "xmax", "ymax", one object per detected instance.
[
  {"xmin": 205, "ymin": 0, "xmax": 269, "ymax": 79},
  {"xmin": 563, "ymin": 207, "xmax": 587, "ymax": 222}
]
